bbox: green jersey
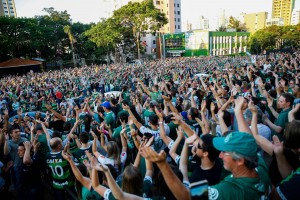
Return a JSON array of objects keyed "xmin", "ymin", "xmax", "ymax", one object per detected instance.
[
  {"xmin": 112, "ymin": 124, "xmax": 135, "ymax": 149},
  {"xmin": 37, "ymin": 133, "xmax": 50, "ymax": 161},
  {"xmin": 73, "ymin": 145, "xmax": 92, "ymax": 164},
  {"xmin": 46, "ymin": 151, "xmax": 74, "ymax": 189},
  {"xmin": 143, "ymin": 109, "xmax": 155, "ymax": 126},
  {"xmin": 150, "ymin": 91, "xmax": 162, "ymax": 102},
  {"xmin": 208, "ymin": 156, "xmax": 271, "ymax": 200},
  {"xmin": 105, "ymin": 111, "xmax": 116, "ymax": 131},
  {"xmin": 122, "ymin": 91, "xmax": 131, "ymax": 102}
]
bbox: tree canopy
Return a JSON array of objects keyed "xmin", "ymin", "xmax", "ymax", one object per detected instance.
[
  {"xmin": 248, "ymin": 24, "xmax": 300, "ymax": 54},
  {"xmin": 227, "ymin": 16, "xmax": 247, "ymax": 32},
  {"xmin": 85, "ymin": 0, "xmax": 167, "ymax": 59}
]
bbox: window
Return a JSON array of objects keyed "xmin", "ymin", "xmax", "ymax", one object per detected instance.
[
  {"xmin": 174, "ymin": 11, "xmax": 176, "ymax": 14},
  {"xmin": 174, "ymin": 3, "xmax": 175, "ymax": 6},
  {"xmin": 177, "ymin": 11, "xmax": 180, "ymax": 15},
  {"xmin": 175, "ymin": 25, "xmax": 177, "ymax": 29},
  {"xmin": 178, "ymin": 18, "xmax": 180, "ymax": 22},
  {"xmin": 156, "ymin": 1, "xmax": 160, "ymax": 5},
  {"xmin": 5, "ymin": 11, "xmax": 8, "ymax": 13},
  {"xmin": 174, "ymin": 18, "xmax": 176, "ymax": 22},
  {"xmin": 177, "ymin": 3, "xmax": 180, "ymax": 7},
  {"xmin": 167, "ymin": 3, "xmax": 168, "ymax": 7},
  {"xmin": 178, "ymin": 25, "xmax": 180, "ymax": 29},
  {"xmin": 153, "ymin": 40, "xmax": 156, "ymax": 44}
]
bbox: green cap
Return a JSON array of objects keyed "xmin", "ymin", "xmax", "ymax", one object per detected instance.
[{"xmin": 213, "ymin": 132, "xmax": 257, "ymax": 158}]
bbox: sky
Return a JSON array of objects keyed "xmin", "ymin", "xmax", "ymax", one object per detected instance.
[{"xmin": 14, "ymin": 0, "xmax": 300, "ymax": 26}]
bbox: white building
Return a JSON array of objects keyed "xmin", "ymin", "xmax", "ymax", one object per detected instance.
[
  {"xmin": 291, "ymin": 10, "xmax": 300, "ymax": 25},
  {"xmin": 266, "ymin": 18, "xmax": 284, "ymax": 26},
  {"xmin": 141, "ymin": 0, "xmax": 182, "ymax": 57},
  {"xmin": 218, "ymin": 9, "xmax": 226, "ymax": 28}
]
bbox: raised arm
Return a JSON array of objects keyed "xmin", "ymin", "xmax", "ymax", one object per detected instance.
[
  {"xmin": 36, "ymin": 120, "xmax": 51, "ymax": 142},
  {"xmin": 61, "ymin": 150, "xmax": 91, "ymax": 189},
  {"xmin": 23, "ymin": 141, "xmax": 33, "ymax": 165},
  {"xmin": 179, "ymin": 142, "xmax": 190, "ymax": 183},
  {"xmin": 288, "ymin": 104, "xmax": 300, "ymax": 122},
  {"xmin": 169, "ymin": 127, "xmax": 184, "ymax": 164},
  {"xmin": 234, "ymin": 97, "xmax": 252, "ymax": 134},
  {"xmin": 123, "ymin": 104, "xmax": 142, "ymax": 129},
  {"xmin": 267, "ymin": 97, "xmax": 279, "ymax": 119},
  {"xmin": 172, "ymin": 112, "xmax": 195, "ymax": 137},
  {"xmin": 46, "ymin": 104, "xmax": 67, "ymax": 122},
  {"xmin": 137, "ymin": 78, "xmax": 151, "ymax": 96},
  {"xmin": 248, "ymin": 102, "xmax": 273, "ymax": 156},
  {"xmin": 199, "ymin": 101, "xmax": 210, "ymax": 134},
  {"xmin": 155, "ymin": 106, "xmax": 172, "ymax": 146},
  {"xmin": 217, "ymin": 110, "xmax": 229, "ymax": 135}
]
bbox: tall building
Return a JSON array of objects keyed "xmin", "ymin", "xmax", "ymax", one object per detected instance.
[
  {"xmin": 291, "ymin": 9, "xmax": 300, "ymax": 24},
  {"xmin": 154, "ymin": 0, "xmax": 181, "ymax": 33},
  {"xmin": 218, "ymin": 9, "xmax": 226, "ymax": 28},
  {"xmin": 136, "ymin": 0, "xmax": 182, "ymax": 56},
  {"xmin": 133, "ymin": 0, "xmax": 181, "ymax": 33},
  {"xmin": 272, "ymin": 0, "xmax": 295, "ymax": 25},
  {"xmin": 240, "ymin": 12, "xmax": 268, "ymax": 33},
  {"xmin": 0, "ymin": 0, "xmax": 17, "ymax": 17}
]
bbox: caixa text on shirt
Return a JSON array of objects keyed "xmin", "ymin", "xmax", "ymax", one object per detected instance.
[{"xmin": 47, "ymin": 158, "xmax": 63, "ymax": 163}]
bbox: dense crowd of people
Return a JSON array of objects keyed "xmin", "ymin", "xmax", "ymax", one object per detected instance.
[{"xmin": 0, "ymin": 52, "xmax": 300, "ymax": 200}]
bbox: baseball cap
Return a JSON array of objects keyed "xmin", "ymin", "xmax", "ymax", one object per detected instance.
[
  {"xmin": 213, "ymin": 132, "xmax": 257, "ymax": 158},
  {"xmin": 100, "ymin": 101, "xmax": 111, "ymax": 109}
]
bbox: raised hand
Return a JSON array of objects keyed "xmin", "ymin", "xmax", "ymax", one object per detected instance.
[
  {"xmin": 154, "ymin": 106, "xmax": 164, "ymax": 120},
  {"xmin": 171, "ymin": 112, "xmax": 182, "ymax": 125},
  {"xmin": 248, "ymin": 101, "xmax": 258, "ymax": 113},
  {"xmin": 140, "ymin": 147, "xmax": 166, "ymax": 164},
  {"xmin": 176, "ymin": 126, "xmax": 184, "ymax": 139},
  {"xmin": 272, "ymin": 135, "xmax": 284, "ymax": 156},
  {"xmin": 128, "ymin": 117, "xmax": 134, "ymax": 126},
  {"xmin": 23, "ymin": 141, "xmax": 32, "ymax": 150},
  {"xmin": 195, "ymin": 117, "xmax": 204, "ymax": 127},
  {"xmin": 289, "ymin": 104, "xmax": 300, "ymax": 115},
  {"xmin": 45, "ymin": 104, "xmax": 52, "ymax": 110},
  {"xmin": 234, "ymin": 96, "xmax": 245, "ymax": 112},
  {"xmin": 90, "ymin": 131, "xmax": 97, "ymax": 139},
  {"xmin": 83, "ymin": 159, "xmax": 92, "ymax": 171},
  {"xmin": 267, "ymin": 96, "xmax": 273, "ymax": 107},
  {"xmin": 61, "ymin": 149, "xmax": 72, "ymax": 161}
]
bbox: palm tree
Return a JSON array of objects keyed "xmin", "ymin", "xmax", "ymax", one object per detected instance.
[{"xmin": 63, "ymin": 25, "xmax": 77, "ymax": 67}]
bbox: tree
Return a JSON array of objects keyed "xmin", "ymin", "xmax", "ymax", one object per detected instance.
[
  {"xmin": 39, "ymin": 7, "xmax": 71, "ymax": 67},
  {"xmin": 64, "ymin": 25, "xmax": 76, "ymax": 67},
  {"xmin": 112, "ymin": 0, "xmax": 167, "ymax": 59},
  {"xmin": 85, "ymin": 18, "xmax": 122, "ymax": 64},
  {"xmin": 248, "ymin": 24, "xmax": 300, "ymax": 53},
  {"xmin": 228, "ymin": 16, "xmax": 247, "ymax": 32},
  {"xmin": 85, "ymin": 0, "xmax": 168, "ymax": 60}
]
